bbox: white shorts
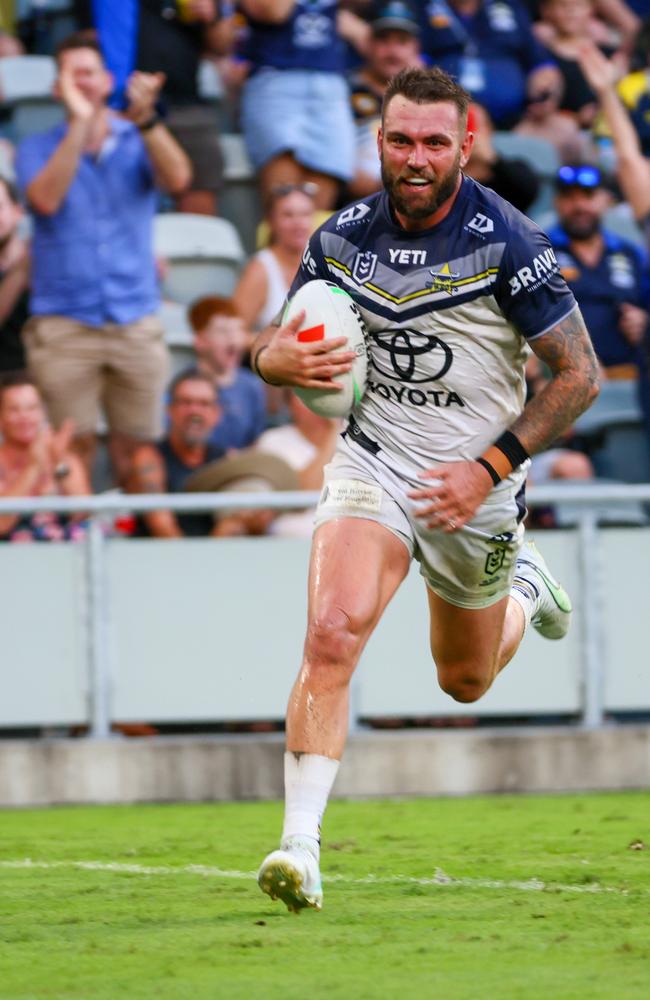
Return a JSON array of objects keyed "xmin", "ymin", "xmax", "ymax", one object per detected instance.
[{"xmin": 314, "ymin": 435, "xmax": 525, "ymax": 609}]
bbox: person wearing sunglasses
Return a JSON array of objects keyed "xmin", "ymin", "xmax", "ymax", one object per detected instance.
[{"xmin": 547, "ymin": 162, "xmax": 650, "ymax": 453}]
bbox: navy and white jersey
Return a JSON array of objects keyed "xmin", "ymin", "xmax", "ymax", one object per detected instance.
[{"xmin": 290, "ymin": 175, "xmax": 577, "ymax": 485}]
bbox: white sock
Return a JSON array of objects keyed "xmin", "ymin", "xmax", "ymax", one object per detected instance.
[
  {"xmin": 509, "ymin": 575, "xmax": 539, "ymax": 632},
  {"xmin": 281, "ymin": 752, "xmax": 340, "ymax": 858}
]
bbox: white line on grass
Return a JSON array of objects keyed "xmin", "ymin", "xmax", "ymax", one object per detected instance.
[{"xmin": 0, "ymin": 859, "xmax": 632, "ymax": 896}]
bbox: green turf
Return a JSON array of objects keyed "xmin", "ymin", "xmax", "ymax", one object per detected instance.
[{"xmin": 1, "ymin": 793, "xmax": 649, "ymax": 999}]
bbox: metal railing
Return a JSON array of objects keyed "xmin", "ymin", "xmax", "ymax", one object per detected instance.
[{"xmin": 1, "ymin": 483, "xmax": 649, "ymax": 737}]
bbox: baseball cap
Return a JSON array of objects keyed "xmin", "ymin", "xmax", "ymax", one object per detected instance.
[
  {"xmin": 371, "ymin": 1, "xmax": 420, "ymax": 37},
  {"xmin": 554, "ymin": 164, "xmax": 603, "ymax": 191}
]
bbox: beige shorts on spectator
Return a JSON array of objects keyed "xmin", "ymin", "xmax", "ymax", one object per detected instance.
[{"xmin": 23, "ymin": 314, "xmax": 169, "ymax": 439}]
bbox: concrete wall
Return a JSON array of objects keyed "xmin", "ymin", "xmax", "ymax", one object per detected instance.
[{"xmin": 1, "ymin": 727, "xmax": 649, "ymax": 808}]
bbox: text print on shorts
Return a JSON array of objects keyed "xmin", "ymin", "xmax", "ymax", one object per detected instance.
[{"xmin": 320, "ymin": 479, "xmax": 382, "ymax": 514}]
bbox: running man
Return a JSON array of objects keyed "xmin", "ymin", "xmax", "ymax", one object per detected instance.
[{"xmin": 251, "ymin": 67, "xmax": 600, "ymax": 913}]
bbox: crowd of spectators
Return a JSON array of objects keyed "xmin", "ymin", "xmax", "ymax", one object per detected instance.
[{"xmin": 0, "ymin": 0, "xmax": 650, "ymax": 542}]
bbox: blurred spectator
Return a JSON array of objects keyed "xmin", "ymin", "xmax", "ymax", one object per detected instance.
[
  {"xmin": 0, "ymin": 375, "xmax": 90, "ymax": 541},
  {"xmin": 577, "ymin": 40, "xmax": 650, "ymax": 443},
  {"xmin": 612, "ymin": 18, "xmax": 650, "ymax": 157},
  {"xmin": 534, "ymin": 0, "xmax": 619, "ymax": 127},
  {"xmin": 129, "ymin": 369, "xmax": 226, "ymax": 537},
  {"xmin": 256, "ymin": 391, "xmax": 341, "ymax": 536},
  {"xmin": 237, "ymin": 0, "xmax": 356, "ymax": 210},
  {"xmin": 187, "ymin": 295, "xmax": 267, "ymax": 450},
  {"xmin": 15, "ymin": 31, "xmax": 191, "ymax": 485},
  {"xmin": 548, "ymin": 163, "xmax": 650, "ymax": 440},
  {"xmin": 346, "ymin": 0, "xmax": 421, "ymax": 199},
  {"xmin": 15, "ymin": 1, "xmax": 83, "ymax": 55},
  {"xmin": 0, "ymin": 176, "xmax": 29, "ymax": 376},
  {"xmin": 233, "ymin": 182, "xmax": 316, "ymax": 331},
  {"xmin": 525, "ymin": 354, "xmax": 595, "ymax": 506},
  {"xmin": 577, "ymin": 41, "xmax": 650, "ymax": 233},
  {"xmin": 89, "ymin": 0, "xmax": 227, "ymax": 216},
  {"xmin": 464, "ymin": 102, "xmax": 540, "ymax": 213},
  {"xmin": 0, "ymin": 30, "xmax": 24, "ymax": 56},
  {"xmin": 183, "ymin": 446, "xmax": 298, "ymax": 537},
  {"xmin": 418, "ymin": 0, "xmax": 562, "ymax": 128}
]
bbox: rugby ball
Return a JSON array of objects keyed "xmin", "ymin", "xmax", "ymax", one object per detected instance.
[{"xmin": 284, "ymin": 279, "xmax": 368, "ymax": 418}]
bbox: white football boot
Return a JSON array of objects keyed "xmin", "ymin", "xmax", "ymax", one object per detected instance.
[
  {"xmin": 257, "ymin": 837, "xmax": 323, "ymax": 913},
  {"xmin": 513, "ymin": 540, "xmax": 573, "ymax": 640}
]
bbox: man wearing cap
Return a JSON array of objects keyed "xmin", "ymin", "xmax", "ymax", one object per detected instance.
[
  {"xmin": 348, "ymin": 0, "xmax": 422, "ymax": 198},
  {"xmin": 548, "ymin": 165, "xmax": 650, "ymax": 382}
]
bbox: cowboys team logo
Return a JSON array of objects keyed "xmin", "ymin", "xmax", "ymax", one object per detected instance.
[
  {"xmin": 429, "ymin": 262, "xmax": 460, "ymax": 295},
  {"xmin": 352, "ymin": 251, "xmax": 378, "ymax": 286}
]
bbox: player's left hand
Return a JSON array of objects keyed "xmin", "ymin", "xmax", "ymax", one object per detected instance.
[{"xmin": 408, "ymin": 460, "xmax": 494, "ymax": 532}]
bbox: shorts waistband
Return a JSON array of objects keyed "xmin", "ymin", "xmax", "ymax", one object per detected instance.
[{"xmin": 344, "ymin": 415, "xmax": 380, "ymax": 456}]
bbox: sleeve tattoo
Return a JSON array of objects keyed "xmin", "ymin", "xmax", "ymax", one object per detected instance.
[{"xmin": 510, "ymin": 306, "xmax": 601, "ymax": 456}]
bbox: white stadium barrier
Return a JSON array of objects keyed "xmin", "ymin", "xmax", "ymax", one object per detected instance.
[{"xmin": 0, "ymin": 485, "xmax": 649, "ymax": 738}]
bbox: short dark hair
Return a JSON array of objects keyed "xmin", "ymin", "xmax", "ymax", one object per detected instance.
[
  {"xmin": 0, "ymin": 175, "xmax": 20, "ymax": 206},
  {"xmin": 55, "ymin": 30, "xmax": 104, "ymax": 66},
  {"xmin": 168, "ymin": 369, "xmax": 218, "ymax": 404},
  {"xmin": 0, "ymin": 373, "xmax": 40, "ymax": 407},
  {"xmin": 382, "ymin": 67, "xmax": 470, "ymax": 126}
]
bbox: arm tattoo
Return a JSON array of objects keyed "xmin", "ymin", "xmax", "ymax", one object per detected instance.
[{"xmin": 510, "ymin": 306, "xmax": 601, "ymax": 456}]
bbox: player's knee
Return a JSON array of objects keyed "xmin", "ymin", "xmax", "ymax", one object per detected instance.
[
  {"xmin": 304, "ymin": 607, "xmax": 369, "ymax": 671},
  {"xmin": 438, "ymin": 668, "xmax": 490, "ymax": 704}
]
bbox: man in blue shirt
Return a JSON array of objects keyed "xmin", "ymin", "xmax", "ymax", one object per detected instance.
[
  {"xmin": 16, "ymin": 31, "xmax": 191, "ymax": 485},
  {"xmin": 548, "ymin": 164, "xmax": 650, "ymax": 375},
  {"xmin": 419, "ymin": 0, "xmax": 561, "ymax": 128}
]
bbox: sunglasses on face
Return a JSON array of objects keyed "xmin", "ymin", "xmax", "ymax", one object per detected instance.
[{"xmin": 555, "ymin": 165, "xmax": 602, "ymax": 190}]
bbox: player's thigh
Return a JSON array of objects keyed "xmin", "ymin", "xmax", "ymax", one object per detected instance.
[
  {"xmin": 427, "ymin": 586, "xmax": 509, "ymax": 685},
  {"xmin": 23, "ymin": 315, "xmax": 103, "ymax": 433},
  {"xmin": 306, "ymin": 517, "xmax": 410, "ymax": 661},
  {"xmin": 104, "ymin": 315, "xmax": 169, "ymax": 439}
]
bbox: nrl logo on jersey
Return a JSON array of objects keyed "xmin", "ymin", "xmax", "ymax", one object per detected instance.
[
  {"xmin": 336, "ymin": 203, "xmax": 371, "ymax": 228},
  {"xmin": 352, "ymin": 251, "xmax": 378, "ymax": 285},
  {"xmin": 429, "ymin": 262, "xmax": 460, "ymax": 294}
]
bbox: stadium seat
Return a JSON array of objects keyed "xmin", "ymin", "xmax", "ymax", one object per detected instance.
[
  {"xmin": 573, "ymin": 380, "xmax": 650, "ymax": 482},
  {"xmin": 158, "ymin": 300, "xmax": 195, "ymax": 375},
  {"xmin": 153, "ymin": 212, "xmax": 245, "ymax": 304},
  {"xmin": 0, "ymin": 56, "xmax": 64, "ymax": 142},
  {"xmin": 492, "ymin": 132, "xmax": 559, "ymax": 221},
  {"xmin": 218, "ymin": 133, "xmax": 261, "ymax": 256}
]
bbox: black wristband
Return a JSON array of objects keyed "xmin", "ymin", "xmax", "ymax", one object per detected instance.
[
  {"xmin": 252, "ymin": 344, "xmax": 279, "ymax": 386},
  {"xmin": 475, "ymin": 456, "xmax": 501, "ymax": 486},
  {"xmin": 494, "ymin": 430, "xmax": 530, "ymax": 469},
  {"xmin": 137, "ymin": 114, "xmax": 161, "ymax": 132}
]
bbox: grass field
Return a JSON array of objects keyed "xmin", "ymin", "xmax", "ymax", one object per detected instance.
[{"xmin": 1, "ymin": 793, "xmax": 649, "ymax": 999}]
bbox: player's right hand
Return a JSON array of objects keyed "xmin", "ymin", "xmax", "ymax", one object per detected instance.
[{"xmin": 256, "ymin": 312, "xmax": 356, "ymax": 391}]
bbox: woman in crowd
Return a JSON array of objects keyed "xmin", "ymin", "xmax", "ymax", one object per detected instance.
[{"xmin": 232, "ymin": 182, "xmax": 316, "ymax": 334}]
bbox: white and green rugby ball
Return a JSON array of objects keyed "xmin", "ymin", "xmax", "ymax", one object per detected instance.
[{"xmin": 285, "ymin": 279, "xmax": 368, "ymax": 418}]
